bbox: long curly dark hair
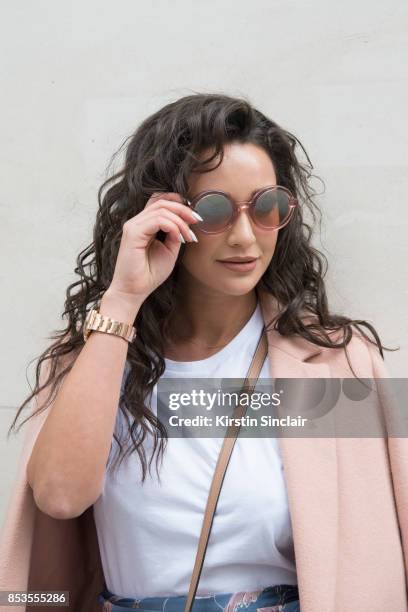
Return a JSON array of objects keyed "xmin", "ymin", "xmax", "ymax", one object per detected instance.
[{"xmin": 8, "ymin": 92, "xmax": 396, "ymax": 482}]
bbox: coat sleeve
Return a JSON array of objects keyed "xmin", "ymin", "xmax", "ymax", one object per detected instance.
[{"xmin": 366, "ymin": 340, "xmax": 408, "ymax": 581}]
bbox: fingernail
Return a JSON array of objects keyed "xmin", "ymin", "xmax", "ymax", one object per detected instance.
[
  {"xmin": 178, "ymin": 232, "xmax": 186, "ymax": 243},
  {"xmin": 189, "ymin": 228, "xmax": 198, "ymax": 242},
  {"xmin": 191, "ymin": 211, "xmax": 204, "ymax": 222}
]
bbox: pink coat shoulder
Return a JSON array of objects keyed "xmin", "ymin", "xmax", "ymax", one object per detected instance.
[{"xmin": 310, "ymin": 325, "xmax": 390, "ymax": 379}]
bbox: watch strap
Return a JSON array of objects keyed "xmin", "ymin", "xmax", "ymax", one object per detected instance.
[{"xmin": 83, "ymin": 307, "xmax": 137, "ymax": 343}]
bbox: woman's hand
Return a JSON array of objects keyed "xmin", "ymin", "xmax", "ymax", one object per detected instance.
[{"xmin": 106, "ymin": 192, "xmax": 200, "ymax": 307}]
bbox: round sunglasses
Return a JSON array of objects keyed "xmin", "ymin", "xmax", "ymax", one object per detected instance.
[{"xmin": 185, "ymin": 185, "xmax": 298, "ymax": 234}]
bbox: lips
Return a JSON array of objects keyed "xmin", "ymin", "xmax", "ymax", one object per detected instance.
[
  {"xmin": 217, "ymin": 259, "xmax": 258, "ymax": 272},
  {"xmin": 218, "ymin": 258, "xmax": 258, "ymax": 263}
]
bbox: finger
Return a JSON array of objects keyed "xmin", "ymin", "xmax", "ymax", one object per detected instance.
[
  {"xmin": 146, "ymin": 192, "xmax": 186, "ymax": 209},
  {"xmin": 129, "ymin": 213, "xmax": 185, "ymax": 244},
  {"xmin": 137, "ymin": 199, "xmax": 200, "ymax": 225},
  {"xmin": 149, "ymin": 208, "xmax": 197, "ymax": 243},
  {"xmin": 153, "ymin": 216, "xmax": 185, "ymax": 246},
  {"xmin": 162, "ymin": 221, "xmax": 184, "ymax": 257}
]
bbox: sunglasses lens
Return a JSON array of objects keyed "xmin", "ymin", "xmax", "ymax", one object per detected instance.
[
  {"xmin": 193, "ymin": 194, "xmax": 233, "ymax": 232},
  {"xmin": 253, "ymin": 188, "xmax": 291, "ymax": 227}
]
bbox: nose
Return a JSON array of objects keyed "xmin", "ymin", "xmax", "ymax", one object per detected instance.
[{"xmin": 226, "ymin": 207, "xmax": 257, "ymax": 246}]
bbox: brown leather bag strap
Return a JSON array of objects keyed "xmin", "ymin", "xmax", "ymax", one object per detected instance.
[{"xmin": 184, "ymin": 326, "xmax": 268, "ymax": 612}]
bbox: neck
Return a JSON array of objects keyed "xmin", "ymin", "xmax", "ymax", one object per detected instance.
[{"xmin": 167, "ymin": 273, "xmax": 258, "ymax": 350}]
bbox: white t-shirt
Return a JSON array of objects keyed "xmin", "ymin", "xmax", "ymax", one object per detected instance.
[{"xmin": 93, "ymin": 301, "xmax": 297, "ymax": 599}]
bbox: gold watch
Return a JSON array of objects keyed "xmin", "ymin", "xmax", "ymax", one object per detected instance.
[{"xmin": 83, "ymin": 307, "xmax": 137, "ymax": 343}]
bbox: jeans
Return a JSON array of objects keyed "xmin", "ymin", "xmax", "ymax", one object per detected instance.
[{"xmin": 98, "ymin": 583, "xmax": 300, "ymax": 611}]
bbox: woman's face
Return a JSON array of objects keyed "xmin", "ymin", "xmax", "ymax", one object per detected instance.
[{"xmin": 180, "ymin": 142, "xmax": 279, "ymax": 297}]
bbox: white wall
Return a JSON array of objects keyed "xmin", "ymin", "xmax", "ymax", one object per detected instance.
[{"xmin": 1, "ymin": 0, "xmax": 407, "ymax": 527}]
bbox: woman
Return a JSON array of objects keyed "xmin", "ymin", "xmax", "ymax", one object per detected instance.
[{"xmin": 2, "ymin": 93, "xmax": 407, "ymax": 612}]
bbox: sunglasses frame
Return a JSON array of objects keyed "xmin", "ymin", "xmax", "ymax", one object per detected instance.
[{"xmin": 185, "ymin": 185, "xmax": 298, "ymax": 234}]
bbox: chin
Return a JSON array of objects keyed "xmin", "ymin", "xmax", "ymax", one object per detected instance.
[{"xmin": 215, "ymin": 280, "xmax": 259, "ymax": 297}]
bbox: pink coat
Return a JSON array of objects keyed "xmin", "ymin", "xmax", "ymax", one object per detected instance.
[{"xmin": 0, "ymin": 287, "xmax": 407, "ymax": 612}]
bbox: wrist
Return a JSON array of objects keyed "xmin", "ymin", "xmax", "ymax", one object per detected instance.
[{"xmin": 99, "ymin": 289, "xmax": 144, "ymax": 324}]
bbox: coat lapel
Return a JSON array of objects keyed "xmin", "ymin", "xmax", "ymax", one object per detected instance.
[{"xmin": 257, "ymin": 287, "xmax": 338, "ymax": 612}]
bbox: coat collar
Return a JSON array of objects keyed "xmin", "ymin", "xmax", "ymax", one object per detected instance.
[{"xmin": 256, "ymin": 285, "xmax": 331, "ymax": 368}]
